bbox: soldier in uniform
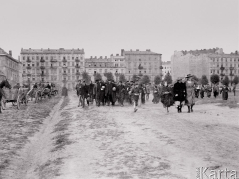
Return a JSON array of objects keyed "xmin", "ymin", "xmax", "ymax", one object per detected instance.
[
  {"xmin": 185, "ymin": 74, "xmax": 196, "ymax": 113},
  {"xmin": 130, "ymin": 82, "xmax": 141, "ymax": 112}
]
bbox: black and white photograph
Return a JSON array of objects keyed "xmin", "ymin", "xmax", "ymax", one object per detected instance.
[{"xmin": 0, "ymin": 0, "xmax": 238, "ymax": 178}]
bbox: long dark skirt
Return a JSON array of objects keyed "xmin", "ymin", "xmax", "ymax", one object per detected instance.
[{"xmin": 161, "ymin": 93, "xmax": 174, "ymax": 107}]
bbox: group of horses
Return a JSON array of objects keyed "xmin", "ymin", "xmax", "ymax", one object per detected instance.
[{"xmin": 0, "ymin": 79, "xmax": 58, "ymax": 113}]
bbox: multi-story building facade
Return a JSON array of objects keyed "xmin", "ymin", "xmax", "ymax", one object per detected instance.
[
  {"xmin": 85, "ymin": 54, "xmax": 126, "ymax": 81},
  {"xmin": 20, "ymin": 48, "xmax": 85, "ymax": 90},
  {"xmin": 171, "ymin": 48, "xmax": 239, "ymax": 83},
  {"xmin": 121, "ymin": 49, "xmax": 162, "ymax": 82},
  {"xmin": 0, "ymin": 48, "xmax": 22, "ymax": 85},
  {"xmin": 162, "ymin": 61, "xmax": 171, "ymax": 78}
]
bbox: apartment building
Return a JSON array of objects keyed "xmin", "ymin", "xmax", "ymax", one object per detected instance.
[{"xmin": 20, "ymin": 48, "xmax": 85, "ymax": 89}]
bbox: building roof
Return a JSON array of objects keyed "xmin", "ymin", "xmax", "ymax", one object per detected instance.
[
  {"xmin": 21, "ymin": 48, "xmax": 85, "ymax": 54},
  {"xmin": 162, "ymin": 61, "xmax": 171, "ymax": 65},
  {"xmin": 208, "ymin": 53, "xmax": 239, "ymax": 58},
  {"xmin": 0, "ymin": 48, "xmax": 20, "ymax": 63},
  {"xmin": 123, "ymin": 49, "xmax": 161, "ymax": 55}
]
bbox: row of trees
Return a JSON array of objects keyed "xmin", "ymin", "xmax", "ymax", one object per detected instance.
[{"xmin": 80, "ymin": 71, "xmax": 239, "ymax": 86}]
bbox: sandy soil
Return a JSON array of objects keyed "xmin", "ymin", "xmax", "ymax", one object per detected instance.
[{"xmin": 1, "ymin": 92, "xmax": 239, "ymax": 179}]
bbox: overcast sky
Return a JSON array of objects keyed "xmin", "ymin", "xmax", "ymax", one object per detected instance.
[{"xmin": 0, "ymin": 0, "xmax": 238, "ymax": 61}]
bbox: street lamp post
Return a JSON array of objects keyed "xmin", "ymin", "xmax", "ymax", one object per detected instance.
[
  {"xmin": 220, "ymin": 65, "xmax": 225, "ymax": 81},
  {"xmin": 229, "ymin": 66, "xmax": 234, "ymax": 85}
]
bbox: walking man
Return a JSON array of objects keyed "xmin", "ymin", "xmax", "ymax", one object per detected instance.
[
  {"xmin": 79, "ymin": 80, "xmax": 89, "ymax": 108},
  {"xmin": 130, "ymin": 82, "xmax": 141, "ymax": 112}
]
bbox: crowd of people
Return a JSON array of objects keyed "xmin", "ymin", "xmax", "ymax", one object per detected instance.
[{"xmin": 74, "ymin": 74, "xmax": 237, "ymax": 113}]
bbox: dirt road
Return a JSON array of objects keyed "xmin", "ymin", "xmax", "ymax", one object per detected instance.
[{"xmin": 1, "ymin": 93, "xmax": 239, "ymax": 179}]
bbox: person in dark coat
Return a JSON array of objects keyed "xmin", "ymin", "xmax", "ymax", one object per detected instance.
[
  {"xmin": 100, "ymin": 80, "xmax": 106, "ymax": 106},
  {"xmin": 140, "ymin": 84, "xmax": 146, "ymax": 104},
  {"xmin": 173, "ymin": 77, "xmax": 186, "ymax": 113},
  {"xmin": 200, "ymin": 85, "xmax": 205, "ymax": 98},
  {"xmin": 125, "ymin": 82, "xmax": 132, "ymax": 104},
  {"xmin": 93, "ymin": 80, "xmax": 101, "ymax": 106},
  {"xmin": 89, "ymin": 81, "xmax": 94, "ymax": 104},
  {"xmin": 79, "ymin": 80, "xmax": 89, "ymax": 107},
  {"xmin": 161, "ymin": 81, "xmax": 174, "ymax": 112},
  {"xmin": 220, "ymin": 85, "xmax": 230, "ymax": 100},
  {"xmin": 105, "ymin": 80, "xmax": 117, "ymax": 106}
]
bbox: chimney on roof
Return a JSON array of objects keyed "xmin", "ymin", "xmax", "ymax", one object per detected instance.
[
  {"xmin": 100, "ymin": 56, "xmax": 102, "ymax": 58},
  {"xmin": 95, "ymin": 56, "xmax": 97, "ymax": 58},
  {"xmin": 136, "ymin": 49, "xmax": 139, "ymax": 51},
  {"xmin": 121, "ymin": 49, "xmax": 124, "ymax": 56},
  {"xmin": 90, "ymin": 56, "xmax": 92, "ymax": 58},
  {"xmin": 116, "ymin": 54, "xmax": 119, "ymax": 56},
  {"xmin": 105, "ymin": 56, "xmax": 107, "ymax": 59},
  {"xmin": 111, "ymin": 54, "xmax": 113, "ymax": 56},
  {"xmin": 9, "ymin": 50, "xmax": 12, "ymax": 56},
  {"xmin": 130, "ymin": 49, "xmax": 132, "ymax": 51}
]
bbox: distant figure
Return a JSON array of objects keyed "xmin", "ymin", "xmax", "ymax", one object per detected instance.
[
  {"xmin": 61, "ymin": 86, "xmax": 68, "ymax": 97},
  {"xmin": 200, "ymin": 85, "xmax": 205, "ymax": 99},
  {"xmin": 220, "ymin": 85, "xmax": 230, "ymax": 100},
  {"xmin": 232, "ymin": 83, "xmax": 236, "ymax": 96},
  {"xmin": 213, "ymin": 84, "xmax": 219, "ymax": 98}
]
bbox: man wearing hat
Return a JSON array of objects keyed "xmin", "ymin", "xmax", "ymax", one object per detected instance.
[
  {"xmin": 173, "ymin": 77, "xmax": 186, "ymax": 113},
  {"xmin": 185, "ymin": 74, "xmax": 196, "ymax": 113}
]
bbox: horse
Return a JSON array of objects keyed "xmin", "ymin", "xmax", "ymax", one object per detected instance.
[{"xmin": 0, "ymin": 80, "xmax": 11, "ymax": 113}]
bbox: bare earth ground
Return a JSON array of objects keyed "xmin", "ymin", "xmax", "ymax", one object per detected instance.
[{"xmin": 0, "ymin": 92, "xmax": 238, "ymax": 179}]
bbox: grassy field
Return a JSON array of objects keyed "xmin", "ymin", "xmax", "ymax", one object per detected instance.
[{"xmin": 0, "ymin": 96, "xmax": 61, "ymax": 177}]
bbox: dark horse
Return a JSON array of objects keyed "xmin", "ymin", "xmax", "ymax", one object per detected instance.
[{"xmin": 0, "ymin": 80, "xmax": 11, "ymax": 113}]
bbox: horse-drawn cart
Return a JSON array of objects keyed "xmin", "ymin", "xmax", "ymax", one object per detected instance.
[{"xmin": 2, "ymin": 87, "xmax": 29, "ymax": 110}]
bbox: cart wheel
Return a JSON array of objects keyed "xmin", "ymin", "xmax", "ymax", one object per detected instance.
[{"xmin": 17, "ymin": 96, "xmax": 21, "ymax": 110}]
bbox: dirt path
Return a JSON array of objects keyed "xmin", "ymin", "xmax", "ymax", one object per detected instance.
[{"xmin": 2, "ymin": 93, "xmax": 239, "ymax": 179}]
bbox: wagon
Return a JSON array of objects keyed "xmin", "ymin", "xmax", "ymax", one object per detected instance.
[{"xmin": 2, "ymin": 87, "xmax": 29, "ymax": 110}]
